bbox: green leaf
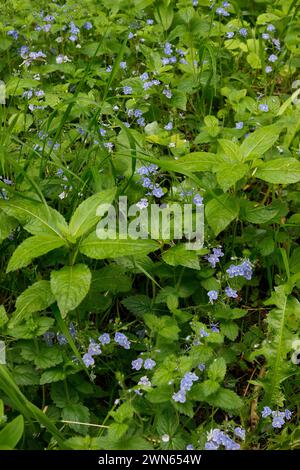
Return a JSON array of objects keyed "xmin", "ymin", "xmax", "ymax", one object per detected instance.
[
  {"xmin": 0, "ymin": 305, "xmax": 8, "ymax": 328},
  {"xmin": 206, "ymin": 388, "xmax": 243, "ymax": 411},
  {"xmin": 0, "ymin": 415, "xmax": 24, "ymax": 449},
  {"xmin": 62, "ymin": 404, "xmax": 90, "ymax": 436},
  {"xmin": 12, "ymin": 365, "xmax": 40, "ymax": 386},
  {"xmin": 221, "ymin": 322, "xmax": 239, "ymax": 341},
  {"xmin": 216, "ymin": 162, "xmax": 248, "ymax": 191},
  {"xmin": 205, "ymin": 195, "xmax": 239, "ymax": 236},
  {"xmin": 40, "ymin": 367, "xmax": 66, "ymax": 384},
  {"xmin": 6, "ymin": 234, "xmax": 66, "ymax": 272},
  {"xmin": 111, "ymin": 402, "xmax": 134, "ymax": 423},
  {"xmin": 50, "ymin": 264, "xmax": 91, "ymax": 318},
  {"xmin": 91, "ymin": 266, "xmax": 132, "ymax": 294},
  {"xmin": 162, "ymin": 244, "xmax": 200, "ymax": 270},
  {"xmin": 0, "ymin": 210, "xmax": 17, "ymax": 243},
  {"xmin": 0, "ymin": 195, "xmax": 68, "ymax": 239},
  {"xmin": 69, "ymin": 188, "xmax": 116, "ymax": 240},
  {"xmin": 154, "ymin": 3, "xmax": 174, "ymax": 30},
  {"xmin": 240, "ymin": 200, "xmax": 279, "ymax": 224},
  {"xmin": 208, "ymin": 357, "xmax": 227, "ymax": 382},
  {"xmin": 217, "ymin": 139, "xmax": 243, "ymax": 162},
  {"xmin": 122, "ymin": 295, "xmax": 153, "ymax": 316},
  {"xmin": 240, "ymin": 125, "xmax": 279, "ymax": 160},
  {"xmin": 10, "ymin": 281, "xmax": 55, "ymax": 326},
  {"xmin": 79, "ymin": 233, "xmax": 159, "ymax": 260},
  {"xmin": 255, "ymin": 158, "xmax": 300, "ymax": 184}
]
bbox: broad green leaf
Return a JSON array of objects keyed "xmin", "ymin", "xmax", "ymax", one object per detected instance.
[
  {"xmin": 40, "ymin": 367, "xmax": 66, "ymax": 385},
  {"xmin": 206, "ymin": 388, "xmax": 243, "ymax": 411},
  {"xmin": 69, "ymin": 188, "xmax": 117, "ymax": 240},
  {"xmin": 221, "ymin": 322, "xmax": 239, "ymax": 341},
  {"xmin": 0, "ymin": 196, "xmax": 68, "ymax": 239},
  {"xmin": 205, "ymin": 195, "xmax": 239, "ymax": 236},
  {"xmin": 91, "ymin": 266, "xmax": 132, "ymax": 294},
  {"xmin": 0, "ymin": 210, "xmax": 17, "ymax": 243},
  {"xmin": 10, "ymin": 281, "xmax": 55, "ymax": 326},
  {"xmin": 216, "ymin": 162, "xmax": 248, "ymax": 191},
  {"xmin": 0, "ymin": 415, "xmax": 24, "ymax": 449},
  {"xmin": 162, "ymin": 244, "xmax": 200, "ymax": 269},
  {"xmin": 50, "ymin": 264, "xmax": 91, "ymax": 318},
  {"xmin": 6, "ymin": 234, "xmax": 66, "ymax": 272},
  {"xmin": 208, "ymin": 357, "xmax": 227, "ymax": 382},
  {"xmin": 255, "ymin": 158, "xmax": 300, "ymax": 184},
  {"xmin": 8, "ymin": 317, "xmax": 54, "ymax": 339},
  {"xmin": 160, "ymin": 152, "xmax": 216, "ymax": 174},
  {"xmin": 217, "ymin": 139, "xmax": 243, "ymax": 162},
  {"xmin": 240, "ymin": 125, "xmax": 279, "ymax": 160},
  {"xmin": 79, "ymin": 233, "xmax": 159, "ymax": 259},
  {"xmin": 154, "ymin": 3, "xmax": 174, "ymax": 31},
  {"xmin": 240, "ymin": 200, "xmax": 279, "ymax": 224}
]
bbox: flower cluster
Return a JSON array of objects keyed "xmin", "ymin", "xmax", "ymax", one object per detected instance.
[
  {"xmin": 226, "ymin": 259, "xmax": 253, "ymax": 280},
  {"xmin": 82, "ymin": 332, "xmax": 131, "ymax": 368},
  {"xmin": 261, "ymin": 407, "xmax": 292, "ymax": 429},
  {"xmin": 172, "ymin": 372, "xmax": 199, "ymax": 403},
  {"xmin": 205, "ymin": 427, "xmax": 244, "ymax": 450}
]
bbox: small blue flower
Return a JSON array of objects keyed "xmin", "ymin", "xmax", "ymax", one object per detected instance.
[
  {"xmin": 172, "ymin": 389, "xmax": 186, "ymax": 403},
  {"xmin": 136, "ymin": 198, "xmax": 148, "ymax": 210},
  {"xmin": 265, "ymin": 66, "xmax": 272, "ymax": 74},
  {"xmin": 186, "ymin": 444, "xmax": 195, "ymax": 450},
  {"xmin": 120, "ymin": 61, "xmax": 127, "ymax": 69},
  {"xmin": 192, "ymin": 0, "xmax": 198, "ymax": 6},
  {"xmin": 146, "ymin": 19, "xmax": 154, "ymax": 25},
  {"xmin": 216, "ymin": 7, "xmax": 230, "ymax": 16},
  {"xmin": 132, "ymin": 358, "xmax": 143, "ymax": 370},
  {"xmin": 234, "ymin": 427, "xmax": 246, "ymax": 440},
  {"xmin": 239, "ymin": 28, "xmax": 248, "ymax": 37},
  {"xmin": 83, "ymin": 353, "xmax": 94, "ymax": 367},
  {"xmin": 225, "ymin": 286, "xmax": 238, "ymax": 298},
  {"xmin": 262, "ymin": 33, "xmax": 270, "ymax": 40},
  {"xmin": 152, "ymin": 186, "xmax": 164, "ymax": 198},
  {"xmin": 200, "ymin": 328, "xmax": 210, "ymax": 338},
  {"xmin": 180, "ymin": 372, "xmax": 198, "ymax": 391},
  {"xmin": 144, "ymin": 358, "xmax": 156, "ymax": 370},
  {"xmin": 226, "ymin": 31, "xmax": 235, "ymax": 38},
  {"xmin": 134, "ymin": 109, "xmax": 143, "ymax": 118},
  {"xmin": 164, "ymin": 42, "xmax": 172, "ymax": 55},
  {"xmin": 164, "ymin": 121, "xmax": 173, "ymax": 131},
  {"xmin": 137, "ymin": 117, "xmax": 146, "ymax": 127},
  {"xmin": 128, "ymin": 32, "xmax": 134, "ymax": 39},
  {"xmin": 235, "ymin": 121, "xmax": 244, "ymax": 129},
  {"xmin": 266, "ymin": 24, "xmax": 275, "ymax": 32},
  {"xmin": 83, "ymin": 21, "xmax": 93, "ymax": 30},
  {"xmin": 88, "ymin": 340, "xmax": 102, "ymax": 356},
  {"xmin": 210, "ymin": 322, "xmax": 220, "ymax": 333},
  {"xmin": 272, "ymin": 411, "xmax": 285, "ymax": 429},
  {"xmin": 198, "ymin": 363, "xmax": 206, "ymax": 371},
  {"xmin": 261, "ymin": 406, "xmax": 272, "ymax": 418},
  {"xmin": 138, "ymin": 376, "xmax": 151, "ymax": 386},
  {"xmin": 268, "ymin": 54, "xmax": 278, "ymax": 63},
  {"xmin": 162, "ymin": 88, "xmax": 172, "ymax": 99},
  {"xmin": 285, "ymin": 409, "xmax": 292, "ymax": 420},
  {"xmin": 99, "ymin": 333, "xmax": 110, "ymax": 345},
  {"xmin": 208, "ymin": 290, "xmax": 218, "ymax": 304},
  {"xmin": 193, "ymin": 193, "xmax": 203, "ymax": 206},
  {"xmin": 205, "ymin": 441, "xmax": 219, "ymax": 450},
  {"xmin": 44, "ymin": 331, "xmax": 55, "ymax": 346},
  {"xmin": 114, "ymin": 332, "xmax": 131, "ymax": 349},
  {"xmin": 140, "ymin": 72, "xmax": 149, "ymax": 81},
  {"xmin": 57, "ymin": 333, "xmax": 68, "ymax": 345},
  {"xmin": 123, "ymin": 86, "xmax": 132, "ymax": 95},
  {"xmin": 7, "ymin": 30, "xmax": 19, "ymax": 40}
]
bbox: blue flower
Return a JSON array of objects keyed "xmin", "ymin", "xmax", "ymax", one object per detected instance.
[
  {"xmin": 225, "ymin": 286, "xmax": 238, "ymax": 298},
  {"xmin": 265, "ymin": 66, "xmax": 272, "ymax": 74},
  {"xmin": 259, "ymin": 103, "xmax": 269, "ymax": 112},
  {"xmin": 180, "ymin": 372, "xmax": 198, "ymax": 391},
  {"xmin": 210, "ymin": 322, "xmax": 220, "ymax": 333},
  {"xmin": 234, "ymin": 427, "xmax": 246, "ymax": 440},
  {"xmin": 152, "ymin": 186, "xmax": 164, "ymax": 198},
  {"xmin": 261, "ymin": 406, "xmax": 272, "ymax": 418},
  {"xmin": 162, "ymin": 88, "xmax": 172, "ymax": 99},
  {"xmin": 266, "ymin": 24, "xmax": 275, "ymax": 32},
  {"xmin": 208, "ymin": 290, "xmax": 218, "ymax": 304},
  {"xmin": 239, "ymin": 28, "xmax": 248, "ymax": 37},
  {"xmin": 146, "ymin": 19, "xmax": 154, "ymax": 25},
  {"xmin": 198, "ymin": 363, "xmax": 206, "ymax": 371},
  {"xmin": 200, "ymin": 328, "xmax": 210, "ymax": 337},
  {"xmin": 134, "ymin": 109, "xmax": 143, "ymax": 118},
  {"xmin": 216, "ymin": 7, "xmax": 230, "ymax": 16},
  {"xmin": 186, "ymin": 444, "xmax": 195, "ymax": 450},
  {"xmin": 226, "ymin": 31, "xmax": 235, "ymax": 38},
  {"xmin": 262, "ymin": 33, "xmax": 270, "ymax": 40},
  {"xmin": 164, "ymin": 42, "xmax": 172, "ymax": 55},
  {"xmin": 144, "ymin": 358, "xmax": 156, "ymax": 370},
  {"xmin": 193, "ymin": 193, "xmax": 203, "ymax": 206},
  {"xmin": 136, "ymin": 198, "xmax": 148, "ymax": 209},
  {"xmin": 137, "ymin": 164, "xmax": 158, "ymax": 175},
  {"xmin": 57, "ymin": 333, "xmax": 68, "ymax": 345},
  {"xmin": 138, "ymin": 376, "xmax": 151, "ymax": 386},
  {"xmin": 140, "ymin": 72, "xmax": 149, "ymax": 81},
  {"xmin": 120, "ymin": 61, "xmax": 127, "ymax": 69},
  {"xmin": 205, "ymin": 441, "xmax": 219, "ymax": 450},
  {"xmin": 114, "ymin": 332, "xmax": 131, "ymax": 349},
  {"xmin": 20, "ymin": 45, "xmax": 29, "ymax": 58},
  {"xmin": 7, "ymin": 30, "xmax": 19, "ymax": 40},
  {"xmin": 88, "ymin": 340, "xmax": 102, "ymax": 356},
  {"xmin": 123, "ymin": 86, "xmax": 132, "ymax": 95},
  {"xmin": 164, "ymin": 121, "xmax": 173, "ymax": 131},
  {"xmin": 172, "ymin": 390, "xmax": 186, "ymax": 403},
  {"xmin": 272, "ymin": 411, "xmax": 285, "ymax": 429},
  {"xmin": 99, "ymin": 333, "xmax": 110, "ymax": 345},
  {"xmin": 235, "ymin": 121, "xmax": 244, "ymax": 129},
  {"xmin": 192, "ymin": 0, "xmax": 198, "ymax": 6},
  {"xmin": 128, "ymin": 32, "xmax": 134, "ymax": 39},
  {"xmin": 83, "ymin": 353, "xmax": 94, "ymax": 367},
  {"xmin": 44, "ymin": 331, "xmax": 55, "ymax": 346},
  {"xmin": 141, "ymin": 177, "xmax": 153, "ymax": 189},
  {"xmin": 137, "ymin": 117, "xmax": 146, "ymax": 127},
  {"xmin": 268, "ymin": 54, "xmax": 278, "ymax": 63},
  {"xmin": 285, "ymin": 409, "xmax": 292, "ymax": 420},
  {"xmin": 132, "ymin": 358, "xmax": 143, "ymax": 370},
  {"xmin": 70, "ymin": 22, "xmax": 80, "ymax": 35}
]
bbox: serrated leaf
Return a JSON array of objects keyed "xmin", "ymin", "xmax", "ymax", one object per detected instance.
[
  {"xmin": 10, "ymin": 281, "xmax": 55, "ymax": 326},
  {"xmin": 255, "ymin": 158, "xmax": 300, "ymax": 184},
  {"xmin": 80, "ymin": 233, "xmax": 159, "ymax": 259},
  {"xmin": 208, "ymin": 357, "xmax": 227, "ymax": 382},
  {"xmin": 6, "ymin": 234, "xmax": 66, "ymax": 272},
  {"xmin": 40, "ymin": 367, "xmax": 66, "ymax": 384},
  {"xmin": 240, "ymin": 200, "xmax": 279, "ymax": 224},
  {"xmin": 50, "ymin": 264, "xmax": 91, "ymax": 318},
  {"xmin": 62, "ymin": 404, "xmax": 90, "ymax": 435},
  {"xmin": 69, "ymin": 188, "xmax": 117, "ymax": 240},
  {"xmin": 0, "ymin": 210, "xmax": 17, "ymax": 243},
  {"xmin": 221, "ymin": 322, "xmax": 239, "ymax": 341},
  {"xmin": 207, "ymin": 388, "xmax": 243, "ymax": 411}
]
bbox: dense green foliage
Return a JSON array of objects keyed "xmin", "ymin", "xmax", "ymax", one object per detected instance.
[{"xmin": 0, "ymin": 0, "xmax": 300, "ymax": 450}]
